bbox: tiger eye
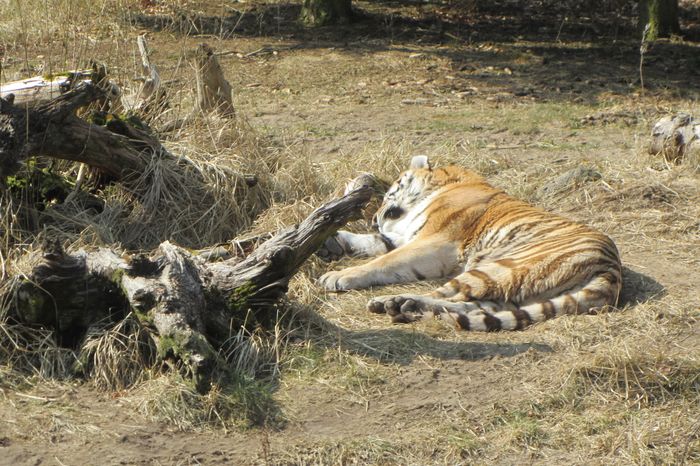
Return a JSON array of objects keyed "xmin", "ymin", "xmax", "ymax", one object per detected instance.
[{"xmin": 384, "ymin": 206, "xmax": 404, "ymax": 220}]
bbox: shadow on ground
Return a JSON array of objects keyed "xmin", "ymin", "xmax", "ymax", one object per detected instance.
[
  {"xmin": 128, "ymin": 0, "xmax": 642, "ymax": 42},
  {"xmin": 127, "ymin": 1, "xmax": 700, "ymax": 104},
  {"xmin": 619, "ymin": 265, "xmax": 666, "ymax": 306},
  {"xmin": 291, "ymin": 301, "xmax": 553, "ymax": 366},
  {"xmin": 340, "ymin": 327, "xmax": 552, "ymax": 364},
  {"xmin": 286, "ymin": 265, "xmax": 664, "ymax": 368}
]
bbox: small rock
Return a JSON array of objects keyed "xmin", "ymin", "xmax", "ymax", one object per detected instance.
[{"xmin": 649, "ymin": 113, "xmax": 699, "ymax": 163}]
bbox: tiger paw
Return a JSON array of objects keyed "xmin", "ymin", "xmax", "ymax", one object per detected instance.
[
  {"xmin": 367, "ymin": 295, "xmax": 423, "ymax": 323},
  {"xmin": 316, "ymin": 234, "xmax": 346, "ymax": 263},
  {"xmin": 319, "ymin": 270, "xmax": 365, "ymax": 291}
]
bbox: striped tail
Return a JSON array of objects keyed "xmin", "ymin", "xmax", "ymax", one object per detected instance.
[{"xmin": 440, "ymin": 271, "xmax": 620, "ymax": 331}]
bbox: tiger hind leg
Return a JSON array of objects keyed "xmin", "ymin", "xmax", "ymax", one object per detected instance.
[
  {"xmin": 367, "ymin": 272, "xmax": 619, "ymax": 331},
  {"xmin": 367, "ymin": 295, "xmax": 520, "ymax": 330}
]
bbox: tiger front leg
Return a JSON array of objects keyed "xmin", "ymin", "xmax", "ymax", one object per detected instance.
[
  {"xmin": 318, "ymin": 240, "xmax": 459, "ymax": 291},
  {"xmin": 316, "ymin": 231, "xmax": 394, "ymax": 262}
]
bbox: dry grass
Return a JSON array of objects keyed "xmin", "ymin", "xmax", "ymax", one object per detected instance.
[
  {"xmin": 0, "ymin": 0, "xmax": 294, "ymax": 431},
  {"xmin": 516, "ymin": 299, "xmax": 699, "ymax": 464},
  {"xmin": 269, "ymin": 113, "xmax": 700, "ymax": 463},
  {"xmin": 0, "ymin": 0, "xmax": 135, "ymax": 88},
  {"xmin": 80, "ymin": 314, "xmax": 156, "ymax": 391},
  {"xmin": 1, "ymin": 0, "xmax": 700, "ymax": 463},
  {"xmin": 271, "ymin": 287, "xmax": 698, "ymax": 464},
  {"xmin": 120, "ymin": 369, "xmax": 280, "ymax": 431},
  {"xmin": 38, "ymin": 120, "xmax": 274, "ymax": 250}
]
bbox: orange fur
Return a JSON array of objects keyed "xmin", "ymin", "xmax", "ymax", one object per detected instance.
[{"xmin": 319, "ymin": 157, "xmax": 622, "ymax": 331}]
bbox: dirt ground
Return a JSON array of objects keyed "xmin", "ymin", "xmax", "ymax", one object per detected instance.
[{"xmin": 1, "ymin": 1, "xmax": 699, "ymax": 465}]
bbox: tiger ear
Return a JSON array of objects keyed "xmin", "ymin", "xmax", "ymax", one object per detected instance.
[{"xmin": 410, "ymin": 155, "xmax": 431, "ymax": 170}]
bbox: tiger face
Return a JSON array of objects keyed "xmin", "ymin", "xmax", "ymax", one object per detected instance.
[
  {"xmin": 318, "ymin": 156, "xmax": 622, "ymax": 332},
  {"xmin": 372, "ymin": 155, "xmax": 436, "ymax": 248}
]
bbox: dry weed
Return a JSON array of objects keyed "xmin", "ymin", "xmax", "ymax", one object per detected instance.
[
  {"xmin": 80, "ymin": 314, "xmax": 157, "ymax": 391},
  {"xmin": 122, "ymin": 369, "xmax": 279, "ymax": 431}
]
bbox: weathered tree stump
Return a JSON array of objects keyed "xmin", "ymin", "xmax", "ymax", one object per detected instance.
[
  {"xmin": 10, "ymin": 185, "xmax": 372, "ymax": 392},
  {"xmin": 1, "ymin": 59, "xmax": 374, "ymax": 392},
  {"xmin": 157, "ymin": 43, "xmax": 236, "ymax": 133},
  {"xmin": 194, "ymin": 43, "xmax": 235, "ymax": 117},
  {"xmin": 649, "ymin": 113, "xmax": 699, "ymax": 164}
]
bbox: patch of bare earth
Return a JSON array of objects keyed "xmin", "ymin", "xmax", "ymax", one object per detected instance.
[{"xmin": 1, "ymin": 0, "xmax": 699, "ymax": 464}]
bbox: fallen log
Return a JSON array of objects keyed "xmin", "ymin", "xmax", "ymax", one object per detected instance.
[
  {"xmin": 1, "ymin": 83, "xmax": 155, "ymax": 180},
  {"xmin": 0, "ymin": 71, "xmax": 93, "ymax": 105},
  {"xmin": 11, "ymin": 183, "xmax": 372, "ymax": 392},
  {"xmin": 0, "ymin": 82, "xmax": 255, "ymax": 185},
  {"xmin": 0, "ymin": 63, "xmax": 121, "ymax": 109}
]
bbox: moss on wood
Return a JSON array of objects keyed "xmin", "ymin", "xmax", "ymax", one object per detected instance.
[
  {"xmin": 639, "ymin": 0, "xmax": 680, "ymax": 40},
  {"xmin": 14, "ymin": 276, "xmax": 128, "ymax": 348}
]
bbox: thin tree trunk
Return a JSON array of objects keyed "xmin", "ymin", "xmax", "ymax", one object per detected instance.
[
  {"xmin": 134, "ymin": 34, "xmax": 168, "ymax": 119},
  {"xmin": 639, "ymin": 0, "xmax": 680, "ymax": 40},
  {"xmin": 136, "ymin": 34, "xmax": 161, "ymax": 103},
  {"xmin": 300, "ymin": 0, "xmax": 353, "ymax": 26}
]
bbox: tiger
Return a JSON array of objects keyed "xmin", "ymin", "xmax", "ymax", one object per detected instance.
[{"xmin": 318, "ymin": 155, "xmax": 622, "ymax": 331}]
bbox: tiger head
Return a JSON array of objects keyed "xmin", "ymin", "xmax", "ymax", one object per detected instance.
[
  {"xmin": 372, "ymin": 155, "xmax": 432, "ymax": 232},
  {"xmin": 372, "ymin": 156, "xmax": 487, "ymax": 234}
]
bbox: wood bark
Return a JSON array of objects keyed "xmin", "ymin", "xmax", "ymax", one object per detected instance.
[
  {"xmin": 299, "ymin": 0, "xmax": 353, "ymax": 26},
  {"xmin": 639, "ymin": 0, "xmax": 680, "ymax": 40},
  {"xmin": 11, "ymin": 184, "xmax": 373, "ymax": 392}
]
